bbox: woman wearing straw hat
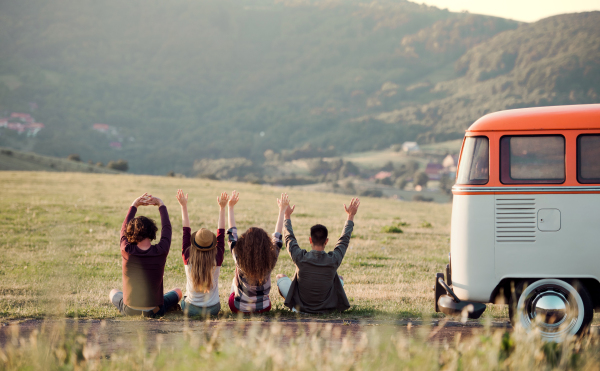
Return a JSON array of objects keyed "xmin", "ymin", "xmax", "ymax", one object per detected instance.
[{"xmin": 176, "ymin": 189, "xmax": 227, "ymax": 316}]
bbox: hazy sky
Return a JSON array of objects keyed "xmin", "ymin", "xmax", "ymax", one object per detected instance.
[{"xmin": 414, "ymin": 0, "xmax": 600, "ymax": 22}]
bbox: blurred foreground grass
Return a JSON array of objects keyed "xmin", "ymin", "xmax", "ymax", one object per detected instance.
[
  {"xmin": 2, "ymin": 319, "xmax": 600, "ymax": 370},
  {"xmin": 0, "ymin": 171, "xmax": 507, "ymax": 319}
]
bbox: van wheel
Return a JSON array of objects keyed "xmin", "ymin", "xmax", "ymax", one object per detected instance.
[{"xmin": 509, "ymin": 279, "xmax": 592, "ymax": 342}]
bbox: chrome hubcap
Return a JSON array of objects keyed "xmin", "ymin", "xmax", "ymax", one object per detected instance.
[
  {"xmin": 530, "ymin": 292, "xmax": 568, "ymax": 326},
  {"xmin": 520, "ymin": 284, "xmax": 578, "ymax": 337}
]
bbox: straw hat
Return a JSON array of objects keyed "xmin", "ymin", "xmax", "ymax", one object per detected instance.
[{"xmin": 190, "ymin": 228, "xmax": 217, "ymax": 251}]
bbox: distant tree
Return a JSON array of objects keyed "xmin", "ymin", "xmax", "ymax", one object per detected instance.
[
  {"xmin": 439, "ymin": 173, "xmax": 454, "ymax": 195},
  {"xmin": 414, "ymin": 171, "xmax": 429, "ymax": 188},
  {"xmin": 96, "ymin": 162, "xmax": 104, "ymax": 167},
  {"xmin": 339, "ymin": 161, "xmax": 360, "ymax": 178},
  {"xmin": 67, "ymin": 154, "xmax": 81, "ymax": 162},
  {"xmin": 381, "ymin": 161, "xmax": 394, "ymax": 172},
  {"xmin": 167, "ymin": 171, "xmax": 175, "ymax": 177},
  {"xmin": 395, "ymin": 177, "xmax": 408, "ymax": 190},
  {"xmin": 107, "ymin": 159, "xmax": 129, "ymax": 172},
  {"xmin": 359, "ymin": 189, "xmax": 383, "ymax": 198},
  {"xmin": 87, "ymin": 160, "xmax": 93, "ymax": 165}
]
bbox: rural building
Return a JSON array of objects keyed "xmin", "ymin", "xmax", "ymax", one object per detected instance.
[
  {"xmin": 402, "ymin": 141, "xmax": 420, "ymax": 153},
  {"xmin": 425, "ymin": 162, "xmax": 444, "ymax": 180},
  {"xmin": 442, "ymin": 154, "xmax": 458, "ymax": 171},
  {"xmin": 373, "ymin": 171, "xmax": 392, "ymax": 180}
]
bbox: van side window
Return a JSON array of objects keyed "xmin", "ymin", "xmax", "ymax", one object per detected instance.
[
  {"xmin": 578, "ymin": 135, "xmax": 600, "ymax": 184},
  {"xmin": 457, "ymin": 136, "xmax": 489, "ymax": 185},
  {"xmin": 500, "ymin": 135, "xmax": 565, "ymax": 184}
]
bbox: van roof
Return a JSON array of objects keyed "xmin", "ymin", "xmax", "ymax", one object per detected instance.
[{"xmin": 467, "ymin": 104, "xmax": 600, "ymax": 132}]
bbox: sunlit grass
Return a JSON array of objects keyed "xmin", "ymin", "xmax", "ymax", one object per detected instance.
[{"xmin": 0, "ymin": 171, "xmax": 494, "ymax": 320}]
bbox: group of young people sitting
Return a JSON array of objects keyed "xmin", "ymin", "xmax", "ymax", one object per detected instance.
[{"xmin": 109, "ymin": 190, "xmax": 360, "ymax": 317}]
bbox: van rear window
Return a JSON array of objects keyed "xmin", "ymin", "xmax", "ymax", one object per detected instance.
[
  {"xmin": 500, "ymin": 135, "xmax": 565, "ymax": 184},
  {"xmin": 578, "ymin": 135, "xmax": 600, "ymax": 183},
  {"xmin": 457, "ymin": 136, "xmax": 489, "ymax": 185}
]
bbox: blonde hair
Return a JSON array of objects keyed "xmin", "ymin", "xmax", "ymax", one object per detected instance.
[{"xmin": 187, "ymin": 244, "xmax": 218, "ymax": 293}]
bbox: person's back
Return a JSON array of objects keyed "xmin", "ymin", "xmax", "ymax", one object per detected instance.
[
  {"xmin": 277, "ymin": 198, "xmax": 360, "ymax": 314},
  {"xmin": 293, "ymin": 249, "xmax": 341, "ymax": 308},
  {"xmin": 109, "ymin": 193, "xmax": 182, "ymax": 317}
]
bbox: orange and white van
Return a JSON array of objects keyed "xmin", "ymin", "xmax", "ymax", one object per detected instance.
[{"xmin": 435, "ymin": 104, "xmax": 600, "ymax": 341}]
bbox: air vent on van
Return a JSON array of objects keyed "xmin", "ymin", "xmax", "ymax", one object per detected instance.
[{"xmin": 495, "ymin": 198, "xmax": 536, "ymax": 243}]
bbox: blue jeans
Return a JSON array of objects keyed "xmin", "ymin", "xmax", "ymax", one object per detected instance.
[
  {"xmin": 111, "ymin": 290, "xmax": 180, "ymax": 317},
  {"xmin": 181, "ymin": 299, "xmax": 221, "ymax": 316}
]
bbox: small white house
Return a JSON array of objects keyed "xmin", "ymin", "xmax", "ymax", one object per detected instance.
[{"xmin": 402, "ymin": 141, "xmax": 420, "ymax": 153}]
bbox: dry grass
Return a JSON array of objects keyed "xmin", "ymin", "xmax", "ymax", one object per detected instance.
[
  {"xmin": 2, "ymin": 319, "xmax": 600, "ymax": 370},
  {"xmin": 0, "ymin": 171, "xmax": 503, "ymax": 319}
]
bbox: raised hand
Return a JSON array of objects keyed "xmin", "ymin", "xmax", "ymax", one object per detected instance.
[
  {"xmin": 176, "ymin": 189, "xmax": 188, "ymax": 207},
  {"xmin": 229, "ymin": 190, "xmax": 239, "ymax": 208},
  {"xmin": 149, "ymin": 196, "xmax": 165, "ymax": 207},
  {"xmin": 277, "ymin": 193, "xmax": 290, "ymax": 212},
  {"xmin": 344, "ymin": 198, "xmax": 360, "ymax": 221},
  {"xmin": 284, "ymin": 204, "xmax": 296, "ymax": 220},
  {"xmin": 217, "ymin": 192, "xmax": 229, "ymax": 209},
  {"xmin": 132, "ymin": 193, "xmax": 152, "ymax": 207}
]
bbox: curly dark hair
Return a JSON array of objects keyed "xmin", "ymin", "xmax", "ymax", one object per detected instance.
[
  {"xmin": 126, "ymin": 216, "xmax": 158, "ymax": 243},
  {"xmin": 234, "ymin": 227, "xmax": 278, "ymax": 285}
]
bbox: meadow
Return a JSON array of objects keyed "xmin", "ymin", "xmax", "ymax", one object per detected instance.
[{"xmin": 0, "ymin": 170, "xmax": 509, "ymax": 320}]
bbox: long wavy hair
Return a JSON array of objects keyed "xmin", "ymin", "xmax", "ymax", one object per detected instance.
[{"xmin": 234, "ymin": 227, "xmax": 278, "ymax": 285}]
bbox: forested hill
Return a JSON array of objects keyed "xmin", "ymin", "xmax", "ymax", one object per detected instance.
[{"xmin": 1, "ymin": 1, "xmax": 595, "ymax": 175}]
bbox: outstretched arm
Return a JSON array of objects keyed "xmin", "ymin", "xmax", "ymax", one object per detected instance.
[
  {"xmin": 176, "ymin": 189, "xmax": 189, "ymax": 228},
  {"xmin": 217, "ymin": 192, "xmax": 228, "ymax": 229},
  {"xmin": 344, "ymin": 197, "xmax": 360, "ymax": 222},
  {"xmin": 332, "ymin": 198, "xmax": 360, "ymax": 266},
  {"xmin": 227, "ymin": 190, "xmax": 239, "ymax": 229},
  {"xmin": 275, "ymin": 193, "xmax": 292, "ymax": 235}
]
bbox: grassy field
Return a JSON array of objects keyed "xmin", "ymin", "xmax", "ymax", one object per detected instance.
[{"xmin": 0, "ymin": 171, "xmax": 506, "ymax": 320}]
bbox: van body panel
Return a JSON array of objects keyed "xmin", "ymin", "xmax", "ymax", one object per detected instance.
[
  {"xmin": 450, "ymin": 194, "xmax": 496, "ymax": 302},
  {"xmin": 495, "ymin": 193, "xmax": 600, "ymax": 280}
]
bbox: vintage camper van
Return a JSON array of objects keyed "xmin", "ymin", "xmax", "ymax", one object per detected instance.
[{"xmin": 435, "ymin": 104, "xmax": 600, "ymax": 341}]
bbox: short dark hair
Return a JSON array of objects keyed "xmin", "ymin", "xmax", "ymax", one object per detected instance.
[
  {"xmin": 126, "ymin": 216, "xmax": 158, "ymax": 243},
  {"xmin": 310, "ymin": 224, "xmax": 328, "ymax": 246}
]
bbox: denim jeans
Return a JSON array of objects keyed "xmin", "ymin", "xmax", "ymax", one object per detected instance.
[
  {"xmin": 180, "ymin": 299, "xmax": 221, "ymax": 316},
  {"xmin": 111, "ymin": 290, "xmax": 180, "ymax": 317}
]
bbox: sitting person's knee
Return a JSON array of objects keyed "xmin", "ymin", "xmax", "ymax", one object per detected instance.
[
  {"xmin": 173, "ymin": 288, "xmax": 183, "ymax": 301},
  {"xmin": 109, "ymin": 289, "xmax": 120, "ymax": 301},
  {"xmin": 276, "ymin": 274, "xmax": 287, "ymax": 280}
]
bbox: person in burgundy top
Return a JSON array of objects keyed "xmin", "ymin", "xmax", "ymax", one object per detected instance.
[{"xmin": 109, "ymin": 193, "xmax": 182, "ymax": 317}]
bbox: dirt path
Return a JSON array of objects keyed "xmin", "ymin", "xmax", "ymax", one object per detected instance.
[{"xmin": 0, "ymin": 318, "xmax": 512, "ymax": 354}]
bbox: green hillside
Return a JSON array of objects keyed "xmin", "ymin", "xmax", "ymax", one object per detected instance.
[
  {"xmin": 369, "ymin": 12, "xmax": 600, "ymax": 140},
  {"xmin": 0, "ymin": 147, "xmax": 120, "ymax": 174},
  {"xmin": 0, "ymin": 0, "xmax": 518, "ymax": 174}
]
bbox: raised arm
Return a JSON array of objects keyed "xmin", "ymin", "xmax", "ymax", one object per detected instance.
[
  {"xmin": 149, "ymin": 196, "xmax": 171, "ymax": 254},
  {"xmin": 275, "ymin": 193, "xmax": 291, "ymax": 235},
  {"xmin": 332, "ymin": 198, "xmax": 360, "ymax": 266},
  {"xmin": 281, "ymin": 202, "xmax": 305, "ymax": 262},
  {"xmin": 176, "ymin": 189, "xmax": 189, "ymax": 228},
  {"xmin": 227, "ymin": 190, "xmax": 239, "ymax": 229},
  {"xmin": 120, "ymin": 193, "xmax": 151, "ymax": 248},
  {"xmin": 216, "ymin": 192, "xmax": 228, "ymax": 265},
  {"xmin": 217, "ymin": 192, "xmax": 228, "ymax": 230},
  {"xmin": 177, "ymin": 189, "xmax": 191, "ymax": 264}
]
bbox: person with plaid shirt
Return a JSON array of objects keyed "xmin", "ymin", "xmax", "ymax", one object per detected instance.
[{"xmin": 226, "ymin": 191, "xmax": 289, "ymax": 314}]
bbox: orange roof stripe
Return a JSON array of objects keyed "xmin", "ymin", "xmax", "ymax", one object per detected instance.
[{"xmin": 467, "ymin": 104, "xmax": 600, "ymax": 132}]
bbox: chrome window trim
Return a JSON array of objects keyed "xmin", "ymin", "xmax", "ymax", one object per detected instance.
[{"xmin": 453, "ymin": 186, "xmax": 600, "ymax": 193}]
